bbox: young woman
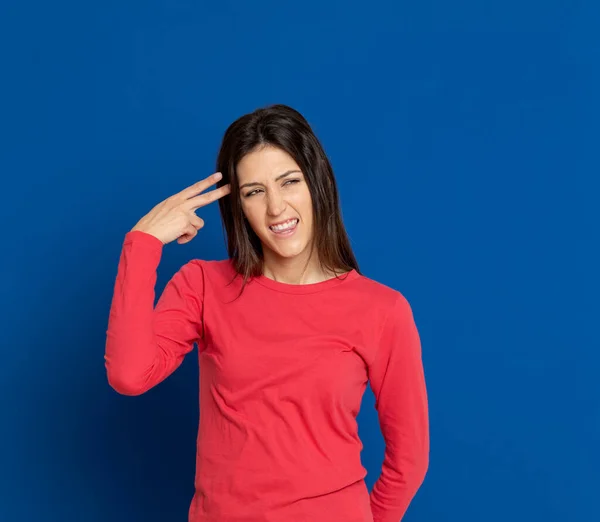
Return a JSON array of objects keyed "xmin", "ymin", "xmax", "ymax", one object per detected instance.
[{"xmin": 104, "ymin": 104, "xmax": 429, "ymax": 522}]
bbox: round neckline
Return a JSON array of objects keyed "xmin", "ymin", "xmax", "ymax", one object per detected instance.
[{"xmin": 253, "ymin": 269, "xmax": 359, "ymax": 294}]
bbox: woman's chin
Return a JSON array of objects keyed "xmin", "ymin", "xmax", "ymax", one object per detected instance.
[{"xmin": 266, "ymin": 240, "xmax": 307, "ymax": 260}]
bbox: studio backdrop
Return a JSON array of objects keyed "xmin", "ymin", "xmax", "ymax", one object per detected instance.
[{"xmin": 1, "ymin": 1, "xmax": 597, "ymax": 521}]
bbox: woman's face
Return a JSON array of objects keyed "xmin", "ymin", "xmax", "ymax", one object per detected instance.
[{"xmin": 237, "ymin": 145, "xmax": 314, "ymax": 261}]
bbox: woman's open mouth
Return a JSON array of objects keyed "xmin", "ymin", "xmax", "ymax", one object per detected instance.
[{"xmin": 269, "ymin": 218, "xmax": 299, "ymax": 237}]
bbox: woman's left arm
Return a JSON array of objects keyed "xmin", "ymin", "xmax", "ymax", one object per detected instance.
[{"xmin": 368, "ymin": 294, "xmax": 430, "ymax": 522}]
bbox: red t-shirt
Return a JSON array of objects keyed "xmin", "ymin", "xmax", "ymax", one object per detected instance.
[{"xmin": 105, "ymin": 230, "xmax": 429, "ymax": 522}]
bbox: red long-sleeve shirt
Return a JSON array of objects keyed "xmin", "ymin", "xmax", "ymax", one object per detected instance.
[{"xmin": 104, "ymin": 230, "xmax": 429, "ymax": 522}]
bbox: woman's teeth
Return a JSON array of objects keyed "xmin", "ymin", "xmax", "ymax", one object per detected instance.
[{"xmin": 270, "ymin": 219, "xmax": 298, "ymax": 232}]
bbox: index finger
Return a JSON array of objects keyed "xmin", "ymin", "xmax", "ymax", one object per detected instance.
[
  {"xmin": 187, "ymin": 183, "xmax": 231, "ymax": 210},
  {"xmin": 178, "ymin": 172, "xmax": 224, "ymax": 200}
]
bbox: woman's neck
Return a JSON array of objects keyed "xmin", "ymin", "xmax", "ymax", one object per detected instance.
[{"xmin": 262, "ymin": 249, "xmax": 340, "ymax": 285}]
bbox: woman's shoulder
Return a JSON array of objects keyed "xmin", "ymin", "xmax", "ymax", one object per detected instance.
[
  {"xmin": 187, "ymin": 257, "xmax": 232, "ymax": 270},
  {"xmin": 351, "ymin": 271, "xmax": 412, "ymax": 313},
  {"xmin": 170, "ymin": 257, "xmax": 240, "ymax": 300},
  {"xmin": 352, "ymin": 271, "xmax": 405, "ymax": 299},
  {"xmin": 183, "ymin": 257, "xmax": 236, "ymax": 280}
]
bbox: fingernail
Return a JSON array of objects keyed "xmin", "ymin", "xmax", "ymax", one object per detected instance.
[{"xmin": 215, "ymin": 172, "xmax": 222, "ymax": 180}]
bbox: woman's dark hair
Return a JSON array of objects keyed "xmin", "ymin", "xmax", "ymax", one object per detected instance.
[{"xmin": 215, "ymin": 103, "xmax": 360, "ymax": 292}]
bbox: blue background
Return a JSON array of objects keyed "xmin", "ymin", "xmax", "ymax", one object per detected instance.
[{"xmin": 1, "ymin": 1, "xmax": 598, "ymax": 520}]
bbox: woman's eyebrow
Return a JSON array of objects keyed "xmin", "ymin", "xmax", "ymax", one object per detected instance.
[{"xmin": 240, "ymin": 169, "xmax": 301, "ymax": 190}]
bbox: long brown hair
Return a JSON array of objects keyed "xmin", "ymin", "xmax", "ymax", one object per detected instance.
[{"xmin": 215, "ymin": 103, "xmax": 360, "ymax": 293}]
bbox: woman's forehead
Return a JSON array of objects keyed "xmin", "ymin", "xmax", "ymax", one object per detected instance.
[{"xmin": 237, "ymin": 147, "xmax": 301, "ymax": 182}]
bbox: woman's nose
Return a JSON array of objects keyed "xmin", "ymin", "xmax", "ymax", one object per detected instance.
[{"xmin": 266, "ymin": 191, "xmax": 286, "ymax": 216}]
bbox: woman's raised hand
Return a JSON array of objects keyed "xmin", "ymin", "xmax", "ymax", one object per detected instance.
[{"xmin": 130, "ymin": 172, "xmax": 231, "ymax": 245}]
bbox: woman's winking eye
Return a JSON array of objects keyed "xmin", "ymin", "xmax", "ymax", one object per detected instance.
[{"xmin": 243, "ymin": 178, "xmax": 301, "ymax": 198}]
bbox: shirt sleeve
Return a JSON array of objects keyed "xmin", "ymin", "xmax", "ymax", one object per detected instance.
[
  {"xmin": 104, "ymin": 230, "xmax": 204, "ymax": 395},
  {"xmin": 368, "ymin": 293, "xmax": 430, "ymax": 522}
]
